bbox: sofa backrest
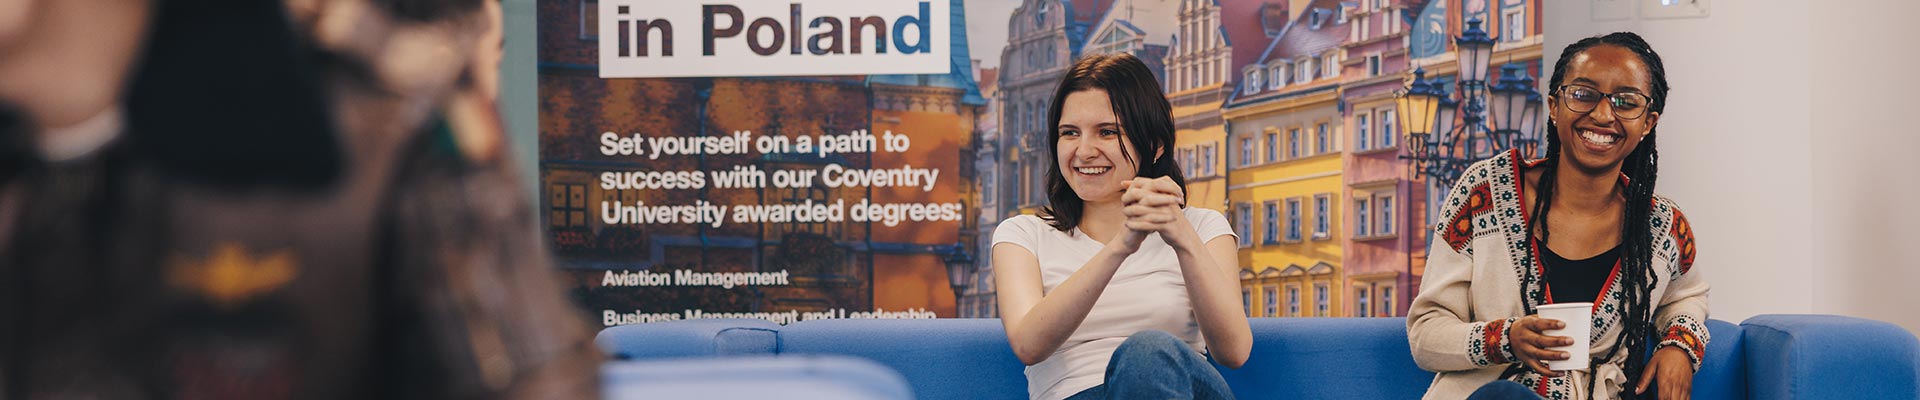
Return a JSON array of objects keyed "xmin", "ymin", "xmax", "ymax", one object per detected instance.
[
  {"xmin": 596, "ymin": 317, "xmax": 1756, "ymax": 399},
  {"xmin": 1214, "ymin": 318, "xmax": 1435, "ymax": 399}
]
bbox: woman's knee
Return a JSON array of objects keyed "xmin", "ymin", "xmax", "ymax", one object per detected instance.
[
  {"xmin": 1114, "ymin": 330, "xmax": 1196, "ymax": 362},
  {"xmin": 1119, "ymin": 330, "xmax": 1183, "ymax": 350}
]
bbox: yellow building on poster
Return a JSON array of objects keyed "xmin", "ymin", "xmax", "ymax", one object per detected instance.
[
  {"xmin": 1224, "ymin": 0, "xmax": 1349, "ymax": 318},
  {"xmin": 1163, "ymin": 0, "xmax": 1236, "ymax": 214}
]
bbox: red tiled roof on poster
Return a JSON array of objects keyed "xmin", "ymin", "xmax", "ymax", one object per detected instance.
[
  {"xmin": 1226, "ymin": 0, "xmax": 1348, "ymax": 103},
  {"xmin": 977, "ymin": 68, "xmax": 999, "ymax": 94},
  {"xmin": 1220, "ymin": 0, "xmax": 1281, "ymax": 75}
]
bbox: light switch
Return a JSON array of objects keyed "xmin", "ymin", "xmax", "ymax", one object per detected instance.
[{"xmin": 1642, "ymin": 0, "xmax": 1710, "ymax": 19}]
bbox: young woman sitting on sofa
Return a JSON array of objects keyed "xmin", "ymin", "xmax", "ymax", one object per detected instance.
[
  {"xmin": 1406, "ymin": 32, "xmax": 1708, "ymax": 400},
  {"xmin": 990, "ymin": 53, "xmax": 1252, "ymax": 400}
]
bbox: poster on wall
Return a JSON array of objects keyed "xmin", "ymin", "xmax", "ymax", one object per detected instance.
[
  {"xmin": 536, "ymin": 0, "xmax": 1543, "ymax": 328},
  {"xmin": 540, "ymin": 0, "xmax": 989, "ymax": 329}
]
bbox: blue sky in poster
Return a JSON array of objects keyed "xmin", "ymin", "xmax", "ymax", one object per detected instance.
[{"xmin": 964, "ymin": 0, "xmax": 1021, "ymax": 69}]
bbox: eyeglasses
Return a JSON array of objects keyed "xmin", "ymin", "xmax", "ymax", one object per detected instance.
[{"xmin": 1554, "ymin": 84, "xmax": 1653, "ymax": 120}]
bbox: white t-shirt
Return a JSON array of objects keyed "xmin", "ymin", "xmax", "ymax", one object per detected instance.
[{"xmin": 991, "ymin": 207, "xmax": 1237, "ymax": 400}]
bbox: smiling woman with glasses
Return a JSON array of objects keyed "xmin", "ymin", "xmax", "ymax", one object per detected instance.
[{"xmin": 1408, "ymin": 32, "xmax": 1710, "ymax": 400}]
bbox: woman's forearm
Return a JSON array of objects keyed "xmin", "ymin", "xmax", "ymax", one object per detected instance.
[
  {"xmin": 1172, "ymin": 233, "xmax": 1253, "ymax": 368},
  {"xmin": 1005, "ymin": 243, "xmax": 1134, "ymax": 365}
]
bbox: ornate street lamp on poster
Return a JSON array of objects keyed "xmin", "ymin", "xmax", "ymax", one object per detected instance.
[
  {"xmin": 944, "ymin": 242, "xmax": 976, "ymax": 305},
  {"xmin": 1394, "ymin": 18, "xmax": 1545, "ymax": 186}
]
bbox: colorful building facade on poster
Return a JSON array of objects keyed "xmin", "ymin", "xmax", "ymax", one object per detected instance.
[
  {"xmin": 538, "ymin": 0, "xmax": 1542, "ymax": 326},
  {"xmin": 1341, "ymin": 0, "xmax": 1420, "ymax": 320},
  {"xmin": 1225, "ymin": 0, "xmax": 1351, "ymax": 318}
]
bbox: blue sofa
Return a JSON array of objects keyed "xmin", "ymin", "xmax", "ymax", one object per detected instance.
[
  {"xmin": 599, "ymin": 315, "xmax": 1920, "ymax": 399},
  {"xmin": 602, "ymin": 355, "xmax": 914, "ymax": 400}
]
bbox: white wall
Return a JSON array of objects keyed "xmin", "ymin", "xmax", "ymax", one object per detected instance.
[
  {"xmin": 1548, "ymin": 1, "xmax": 1920, "ymax": 335},
  {"xmin": 1807, "ymin": 1, "xmax": 1920, "ymax": 335}
]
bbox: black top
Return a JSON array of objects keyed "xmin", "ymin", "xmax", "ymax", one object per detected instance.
[{"xmin": 1538, "ymin": 238, "xmax": 1621, "ymax": 304}]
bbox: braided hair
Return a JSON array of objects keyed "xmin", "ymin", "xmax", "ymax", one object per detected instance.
[{"xmin": 1531, "ymin": 32, "xmax": 1669, "ymax": 399}]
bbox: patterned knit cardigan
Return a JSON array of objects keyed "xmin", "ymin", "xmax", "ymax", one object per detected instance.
[{"xmin": 1407, "ymin": 150, "xmax": 1707, "ymax": 400}]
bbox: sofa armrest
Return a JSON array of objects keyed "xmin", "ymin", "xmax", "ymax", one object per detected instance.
[
  {"xmin": 1688, "ymin": 319, "xmax": 1746, "ymax": 400},
  {"xmin": 603, "ymin": 355, "xmax": 912, "ymax": 400},
  {"xmin": 594, "ymin": 318, "xmax": 780, "ymax": 360},
  {"xmin": 1741, "ymin": 314, "xmax": 1920, "ymax": 400}
]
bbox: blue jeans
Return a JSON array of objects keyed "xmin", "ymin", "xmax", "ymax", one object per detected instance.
[
  {"xmin": 1468, "ymin": 380, "xmax": 1544, "ymax": 400},
  {"xmin": 1064, "ymin": 330, "xmax": 1235, "ymax": 400}
]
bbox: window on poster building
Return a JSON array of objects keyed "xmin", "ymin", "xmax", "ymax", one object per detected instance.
[
  {"xmin": 1504, "ymin": 8, "xmax": 1525, "ymax": 42},
  {"xmin": 1245, "ymin": 67, "xmax": 1263, "ymax": 94},
  {"xmin": 1241, "ymin": 136, "xmax": 1254, "ymax": 166},
  {"xmin": 548, "ymin": 183, "xmax": 587, "ymax": 228},
  {"xmin": 1237, "ymin": 203, "xmax": 1253, "ymax": 247},
  {"xmin": 1324, "ymin": 53, "xmax": 1339, "ymax": 79},
  {"xmin": 1285, "ymin": 198, "xmax": 1302, "ymax": 242},
  {"xmin": 1315, "ymin": 282, "xmax": 1330, "ymax": 316},
  {"xmin": 1264, "ymin": 285, "xmax": 1279, "ymax": 316},
  {"xmin": 1313, "ymin": 194, "xmax": 1330, "ymax": 239},
  {"xmin": 1266, "ymin": 131, "xmax": 1279, "ymax": 163},
  {"xmin": 1381, "ymin": 109, "xmax": 1397, "ymax": 148},
  {"xmin": 1356, "ymin": 198, "xmax": 1371, "ymax": 237},
  {"xmin": 1316, "ymin": 123, "xmax": 1330, "ymax": 154},
  {"xmin": 1380, "ymin": 194, "xmax": 1396, "ymax": 234},
  {"xmin": 1298, "ymin": 57, "xmax": 1313, "ymax": 83},
  {"xmin": 1289, "ymin": 128, "xmax": 1302, "ymax": 159},
  {"xmin": 1268, "ymin": 63, "xmax": 1285, "ymax": 90},
  {"xmin": 1264, "ymin": 201, "xmax": 1280, "ymax": 244},
  {"xmin": 1380, "ymin": 285, "xmax": 1396, "ymax": 317},
  {"xmin": 1204, "ymin": 144, "xmax": 1217, "ymax": 176},
  {"xmin": 1357, "ymin": 288, "xmax": 1372, "ymax": 317},
  {"xmin": 1287, "ymin": 285, "xmax": 1302, "ymax": 316},
  {"xmin": 1357, "ymin": 113, "xmax": 1372, "ymax": 150}
]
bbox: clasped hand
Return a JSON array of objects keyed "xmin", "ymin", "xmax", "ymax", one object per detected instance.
[{"xmin": 1111, "ymin": 176, "xmax": 1190, "ymax": 252}]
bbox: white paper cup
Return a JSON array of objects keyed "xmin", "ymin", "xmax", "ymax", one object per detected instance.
[{"xmin": 1536, "ymin": 302, "xmax": 1593, "ymax": 371}]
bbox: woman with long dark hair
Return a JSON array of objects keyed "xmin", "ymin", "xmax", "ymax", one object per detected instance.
[
  {"xmin": 992, "ymin": 53, "xmax": 1251, "ymax": 400},
  {"xmin": 1407, "ymin": 32, "xmax": 1707, "ymax": 400}
]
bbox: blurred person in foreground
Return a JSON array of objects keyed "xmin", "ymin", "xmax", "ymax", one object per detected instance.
[{"xmin": 0, "ymin": 0, "xmax": 601, "ymax": 398}]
